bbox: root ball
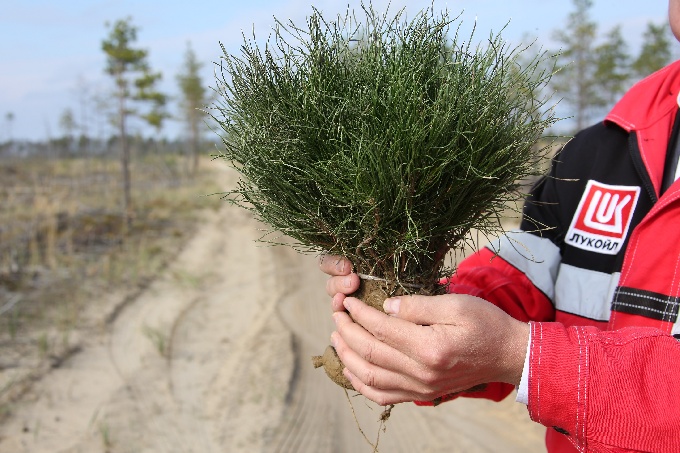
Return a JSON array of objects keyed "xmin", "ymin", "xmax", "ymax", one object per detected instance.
[{"xmin": 312, "ymin": 345, "xmax": 354, "ymax": 390}]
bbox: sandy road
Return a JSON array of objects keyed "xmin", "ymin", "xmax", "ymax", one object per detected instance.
[{"xmin": 0, "ymin": 166, "xmax": 546, "ymax": 453}]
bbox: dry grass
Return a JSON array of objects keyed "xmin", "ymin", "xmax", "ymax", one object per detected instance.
[{"xmin": 0, "ymin": 152, "xmax": 222, "ymax": 409}]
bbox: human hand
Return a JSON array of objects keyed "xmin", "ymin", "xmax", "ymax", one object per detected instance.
[
  {"xmin": 318, "ymin": 254, "xmax": 360, "ymax": 312},
  {"xmin": 331, "ymin": 293, "xmax": 529, "ymax": 406}
]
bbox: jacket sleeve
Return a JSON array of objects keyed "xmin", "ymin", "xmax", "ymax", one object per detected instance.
[{"xmin": 528, "ymin": 322, "xmax": 680, "ymax": 452}]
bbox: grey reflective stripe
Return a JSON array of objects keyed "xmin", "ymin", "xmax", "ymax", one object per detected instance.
[
  {"xmin": 486, "ymin": 230, "xmax": 561, "ymax": 301},
  {"xmin": 554, "ymin": 264, "xmax": 619, "ymax": 322}
]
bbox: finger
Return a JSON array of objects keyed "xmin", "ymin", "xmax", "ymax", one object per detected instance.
[
  {"xmin": 342, "ymin": 368, "xmax": 421, "ymax": 406},
  {"xmin": 331, "ymin": 324, "xmax": 432, "ymax": 401},
  {"xmin": 346, "ymin": 366, "xmax": 482, "ymax": 406},
  {"xmin": 318, "ymin": 254, "xmax": 352, "ymax": 276},
  {"xmin": 334, "ymin": 302, "xmax": 426, "ymax": 376},
  {"xmin": 331, "ymin": 329, "xmax": 415, "ymax": 390},
  {"xmin": 325, "ymin": 273, "xmax": 360, "ymax": 297},
  {"xmin": 343, "ymin": 296, "xmax": 434, "ymax": 359},
  {"xmin": 333, "ymin": 310, "xmax": 482, "ymax": 402},
  {"xmin": 331, "ymin": 293, "xmax": 346, "ymax": 312},
  {"xmin": 383, "ymin": 293, "xmax": 467, "ymax": 326},
  {"xmin": 343, "ymin": 363, "xmax": 481, "ymax": 406}
]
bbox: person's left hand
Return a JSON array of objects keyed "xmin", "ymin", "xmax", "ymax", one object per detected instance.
[{"xmin": 331, "ymin": 293, "xmax": 529, "ymax": 406}]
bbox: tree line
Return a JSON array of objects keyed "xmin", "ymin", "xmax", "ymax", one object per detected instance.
[
  {"xmin": 2, "ymin": 16, "xmax": 211, "ymax": 230},
  {"xmin": 1, "ymin": 0, "xmax": 675, "ymax": 228},
  {"xmin": 551, "ymin": 0, "xmax": 674, "ymax": 131},
  {"xmin": 3, "ymin": 1, "xmax": 674, "ymax": 149}
]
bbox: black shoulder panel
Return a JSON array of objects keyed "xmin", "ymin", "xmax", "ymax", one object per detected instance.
[{"xmin": 521, "ymin": 122, "xmax": 655, "ymax": 274}]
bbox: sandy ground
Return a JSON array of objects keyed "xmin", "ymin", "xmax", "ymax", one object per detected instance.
[{"xmin": 0, "ymin": 166, "xmax": 547, "ymax": 453}]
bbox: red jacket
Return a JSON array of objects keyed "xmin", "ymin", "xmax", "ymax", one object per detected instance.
[{"xmin": 421, "ymin": 61, "xmax": 680, "ymax": 452}]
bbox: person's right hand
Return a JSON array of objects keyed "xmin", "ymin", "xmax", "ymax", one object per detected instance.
[{"xmin": 318, "ymin": 254, "xmax": 360, "ymax": 312}]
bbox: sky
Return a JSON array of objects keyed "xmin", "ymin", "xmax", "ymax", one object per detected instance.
[{"xmin": 0, "ymin": 0, "xmax": 671, "ymax": 142}]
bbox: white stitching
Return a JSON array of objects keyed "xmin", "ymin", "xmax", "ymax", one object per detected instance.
[
  {"xmin": 537, "ymin": 322, "xmax": 542, "ymax": 422},
  {"xmin": 614, "ymin": 290, "xmax": 680, "ymax": 306},
  {"xmin": 655, "ymin": 191, "xmax": 680, "ymax": 329},
  {"xmin": 613, "ymin": 224, "xmax": 642, "ymax": 327},
  {"xmin": 667, "ymin": 237, "xmax": 680, "ymax": 328},
  {"xmin": 575, "ymin": 326, "xmax": 582, "ymax": 450},
  {"xmin": 612, "ymin": 301, "xmax": 679, "ymax": 316},
  {"xmin": 582, "ymin": 327, "xmax": 588, "ymax": 451},
  {"xmin": 529, "ymin": 322, "xmax": 534, "ymax": 404},
  {"xmin": 605, "ymin": 113, "xmax": 635, "ymax": 130}
]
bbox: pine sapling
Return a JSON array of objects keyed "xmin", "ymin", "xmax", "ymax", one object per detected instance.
[{"xmin": 212, "ymin": 4, "xmax": 558, "ymax": 392}]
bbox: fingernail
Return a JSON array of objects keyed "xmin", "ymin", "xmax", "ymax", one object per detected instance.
[
  {"xmin": 332, "ymin": 312, "xmax": 339, "ymax": 326},
  {"xmin": 343, "ymin": 368, "xmax": 353, "ymax": 382},
  {"xmin": 383, "ymin": 298, "xmax": 400, "ymax": 315},
  {"xmin": 343, "ymin": 275, "xmax": 352, "ymax": 288},
  {"xmin": 343, "ymin": 297, "xmax": 353, "ymax": 311},
  {"xmin": 336, "ymin": 259, "xmax": 346, "ymax": 273},
  {"xmin": 330, "ymin": 331, "xmax": 338, "ymax": 347}
]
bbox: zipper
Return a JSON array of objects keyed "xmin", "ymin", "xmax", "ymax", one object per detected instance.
[
  {"xmin": 628, "ymin": 131, "xmax": 658, "ymax": 204},
  {"xmin": 661, "ymin": 108, "xmax": 680, "ymax": 195}
]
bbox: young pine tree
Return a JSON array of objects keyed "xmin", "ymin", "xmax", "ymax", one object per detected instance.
[
  {"xmin": 551, "ymin": 0, "xmax": 598, "ymax": 132},
  {"xmin": 213, "ymin": 5, "xmax": 558, "ymax": 390},
  {"xmin": 177, "ymin": 42, "xmax": 208, "ymax": 175},
  {"xmin": 632, "ymin": 22, "xmax": 673, "ymax": 79},
  {"xmin": 102, "ymin": 17, "xmax": 167, "ymax": 228}
]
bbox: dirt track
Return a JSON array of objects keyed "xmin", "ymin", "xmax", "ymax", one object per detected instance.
[{"xmin": 0, "ymin": 166, "xmax": 546, "ymax": 453}]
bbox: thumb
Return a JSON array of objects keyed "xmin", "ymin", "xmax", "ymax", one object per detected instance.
[{"xmin": 383, "ymin": 293, "xmax": 463, "ymax": 325}]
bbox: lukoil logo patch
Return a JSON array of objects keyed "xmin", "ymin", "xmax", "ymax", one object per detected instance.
[{"xmin": 566, "ymin": 180, "xmax": 640, "ymax": 255}]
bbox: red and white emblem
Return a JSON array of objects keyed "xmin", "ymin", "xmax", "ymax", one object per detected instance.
[{"xmin": 566, "ymin": 180, "xmax": 640, "ymax": 255}]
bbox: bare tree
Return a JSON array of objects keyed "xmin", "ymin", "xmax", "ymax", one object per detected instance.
[
  {"xmin": 59, "ymin": 108, "xmax": 77, "ymax": 154},
  {"xmin": 5, "ymin": 112, "xmax": 14, "ymax": 143}
]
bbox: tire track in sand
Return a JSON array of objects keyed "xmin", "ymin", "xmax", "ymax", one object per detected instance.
[{"xmin": 0, "ymin": 164, "xmax": 546, "ymax": 453}]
